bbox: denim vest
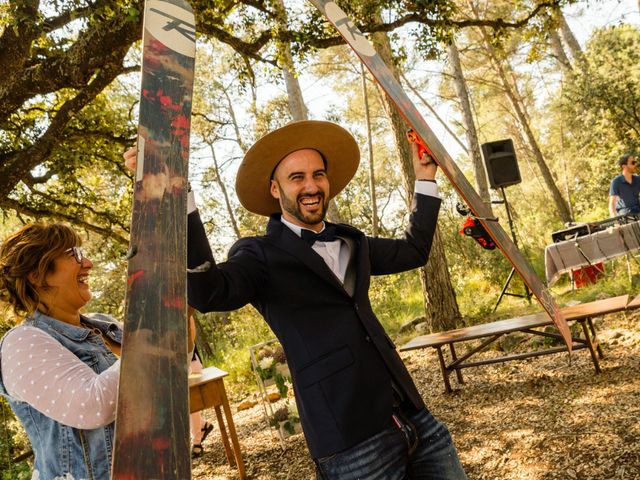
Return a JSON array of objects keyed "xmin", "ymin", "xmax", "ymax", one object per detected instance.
[{"xmin": 0, "ymin": 311, "xmax": 122, "ymax": 480}]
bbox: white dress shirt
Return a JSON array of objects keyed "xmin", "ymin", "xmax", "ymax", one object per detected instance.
[
  {"xmin": 281, "ymin": 216, "xmax": 351, "ymax": 282},
  {"xmin": 280, "ymin": 180, "xmax": 440, "ymax": 283}
]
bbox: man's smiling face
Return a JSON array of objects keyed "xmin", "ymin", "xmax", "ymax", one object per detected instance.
[{"xmin": 270, "ymin": 148, "xmax": 330, "ymax": 231}]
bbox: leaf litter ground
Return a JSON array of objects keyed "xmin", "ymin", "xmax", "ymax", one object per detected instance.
[{"xmin": 192, "ymin": 309, "xmax": 640, "ymax": 479}]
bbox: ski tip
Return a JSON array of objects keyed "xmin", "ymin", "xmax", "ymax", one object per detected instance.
[{"xmin": 143, "ymin": 0, "xmax": 196, "ymax": 59}]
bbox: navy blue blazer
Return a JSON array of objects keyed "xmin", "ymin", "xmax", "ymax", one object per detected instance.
[{"xmin": 187, "ymin": 194, "xmax": 441, "ymax": 459}]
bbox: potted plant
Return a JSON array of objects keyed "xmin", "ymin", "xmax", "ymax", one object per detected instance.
[
  {"xmin": 250, "ymin": 339, "xmax": 299, "ymax": 443},
  {"xmin": 269, "ymin": 404, "xmax": 301, "ymax": 439},
  {"xmin": 255, "ymin": 345, "xmax": 290, "ymax": 398}
]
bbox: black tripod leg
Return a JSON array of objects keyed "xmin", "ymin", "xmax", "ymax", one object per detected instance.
[{"xmin": 493, "ymin": 267, "xmax": 516, "ymax": 312}]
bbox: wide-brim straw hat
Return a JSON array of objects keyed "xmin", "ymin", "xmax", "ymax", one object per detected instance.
[{"xmin": 236, "ymin": 120, "xmax": 360, "ymax": 216}]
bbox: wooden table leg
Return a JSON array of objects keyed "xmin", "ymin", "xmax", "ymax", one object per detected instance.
[
  {"xmin": 220, "ymin": 383, "xmax": 246, "ymax": 479},
  {"xmin": 435, "ymin": 346, "xmax": 452, "ymax": 393},
  {"xmin": 579, "ymin": 319, "xmax": 602, "ymax": 374},
  {"xmin": 214, "ymin": 405, "xmax": 234, "ymax": 467},
  {"xmin": 586, "ymin": 317, "xmax": 605, "ymax": 358},
  {"xmin": 449, "ymin": 343, "xmax": 464, "ymax": 384}
]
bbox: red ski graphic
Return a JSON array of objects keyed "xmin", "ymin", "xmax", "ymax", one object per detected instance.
[{"xmin": 112, "ymin": 0, "xmax": 196, "ymax": 478}]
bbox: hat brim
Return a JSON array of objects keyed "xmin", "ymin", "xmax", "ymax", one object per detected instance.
[{"xmin": 236, "ymin": 120, "xmax": 360, "ymax": 216}]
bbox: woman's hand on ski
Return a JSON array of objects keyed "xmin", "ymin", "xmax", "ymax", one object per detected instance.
[{"xmin": 123, "ymin": 147, "xmax": 137, "ymax": 172}]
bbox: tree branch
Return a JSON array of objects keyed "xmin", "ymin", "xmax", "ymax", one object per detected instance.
[
  {"xmin": 27, "ymin": 171, "xmax": 55, "ymax": 185},
  {"xmin": 196, "ymin": 23, "xmax": 276, "ymax": 65},
  {"xmin": 0, "ymin": 0, "xmax": 41, "ymax": 78},
  {"xmin": 0, "ymin": 4, "xmax": 142, "ymax": 122},
  {"xmin": 27, "ymin": 187, "xmax": 129, "ymax": 231},
  {"xmin": 196, "ymin": 0, "xmax": 561, "ymax": 66},
  {"xmin": 42, "ymin": 0, "xmax": 111, "ymax": 33},
  {"xmin": 0, "ymin": 198, "xmax": 129, "ymax": 245},
  {"xmin": 0, "ymin": 61, "xmax": 127, "ymax": 199}
]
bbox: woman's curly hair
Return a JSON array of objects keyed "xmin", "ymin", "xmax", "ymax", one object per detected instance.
[{"xmin": 0, "ymin": 223, "xmax": 81, "ymax": 319}]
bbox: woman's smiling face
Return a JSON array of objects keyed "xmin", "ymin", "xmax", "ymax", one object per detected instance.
[{"xmin": 36, "ymin": 247, "xmax": 94, "ymax": 313}]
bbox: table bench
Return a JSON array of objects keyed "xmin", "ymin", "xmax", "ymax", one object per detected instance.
[
  {"xmin": 189, "ymin": 366, "xmax": 246, "ymax": 479},
  {"xmin": 399, "ymin": 295, "xmax": 630, "ymax": 393},
  {"xmin": 625, "ymin": 293, "xmax": 640, "ymax": 309}
]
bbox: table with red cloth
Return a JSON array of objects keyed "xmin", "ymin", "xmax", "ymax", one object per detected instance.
[{"xmin": 545, "ymin": 220, "xmax": 640, "ymax": 285}]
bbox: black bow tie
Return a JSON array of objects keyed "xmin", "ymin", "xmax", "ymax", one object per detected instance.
[{"xmin": 301, "ymin": 225, "xmax": 337, "ymax": 246}]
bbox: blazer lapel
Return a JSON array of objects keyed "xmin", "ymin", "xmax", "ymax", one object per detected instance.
[
  {"xmin": 335, "ymin": 223, "xmax": 367, "ymax": 298},
  {"xmin": 266, "ymin": 216, "xmax": 347, "ymax": 293},
  {"xmin": 339, "ymin": 235, "xmax": 358, "ymax": 297}
]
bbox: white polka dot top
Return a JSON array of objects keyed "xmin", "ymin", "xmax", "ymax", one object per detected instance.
[{"xmin": 1, "ymin": 325, "xmax": 119, "ymax": 429}]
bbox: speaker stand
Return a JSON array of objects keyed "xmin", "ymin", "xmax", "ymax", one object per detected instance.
[{"xmin": 493, "ymin": 187, "xmax": 532, "ymax": 312}]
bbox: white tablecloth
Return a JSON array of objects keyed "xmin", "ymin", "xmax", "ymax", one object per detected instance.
[{"xmin": 545, "ymin": 221, "xmax": 640, "ymax": 285}]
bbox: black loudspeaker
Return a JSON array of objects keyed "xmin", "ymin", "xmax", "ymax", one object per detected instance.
[{"xmin": 481, "ymin": 139, "xmax": 521, "ymax": 189}]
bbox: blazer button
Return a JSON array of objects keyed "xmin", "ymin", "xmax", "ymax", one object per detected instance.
[
  {"xmin": 365, "ymin": 335, "xmax": 371, "ymax": 342},
  {"xmin": 354, "ymin": 303, "xmax": 359, "ymax": 311}
]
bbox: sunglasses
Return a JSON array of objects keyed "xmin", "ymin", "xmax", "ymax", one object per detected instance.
[{"xmin": 65, "ymin": 246, "xmax": 87, "ymax": 264}]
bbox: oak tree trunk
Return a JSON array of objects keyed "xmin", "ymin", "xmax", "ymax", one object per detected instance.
[
  {"xmin": 447, "ymin": 39, "xmax": 492, "ymax": 209},
  {"xmin": 371, "ymin": 25, "xmax": 462, "ymax": 332},
  {"xmin": 361, "ymin": 64, "xmax": 380, "ymax": 236},
  {"xmin": 273, "ymin": 0, "xmax": 344, "ymax": 224},
  {"xmin": 549, "ymin": 29, "xmax": 573, "ymax": 74},
  {"xmin": 558, "ymin": 11, "xmax": 588, "ymax": 71},
  {"xmin": 472, "ymin": 4, "xmax": 573, "ymax": 223},
  {"xmin": 273, "ymin": 0, "xmax": 308, "ymax": 121}
]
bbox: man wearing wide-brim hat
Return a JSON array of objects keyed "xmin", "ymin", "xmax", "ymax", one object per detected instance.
[{"xmin": 187, "ymin": 120, "xmax": 467, "ymax": 479}]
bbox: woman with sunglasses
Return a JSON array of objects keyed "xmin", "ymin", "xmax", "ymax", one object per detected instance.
[{"xmin": 0, "ymin": 223, "xmax": 122, "ymax": 480}]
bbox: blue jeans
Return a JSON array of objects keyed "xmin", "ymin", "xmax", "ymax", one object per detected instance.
[{"xmin": 316, "ymin": 408, "xmax": 467, "ymax": 480}]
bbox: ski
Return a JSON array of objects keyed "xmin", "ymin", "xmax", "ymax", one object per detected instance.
[
  {"xmin": 308, "ymin": 0, "xmax": 572, "ymax": 349},
  {"xmin": 112, "ymin": 0, "xmax": 196, "ymax": 478}
]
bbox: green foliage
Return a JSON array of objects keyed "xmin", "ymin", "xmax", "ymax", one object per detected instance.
[
  {"xmin": 85, "ymin": 249, "xmax": 127, "ymax": 318},
  {"xmin": 1, "ymin": 398, "xmax": 31, "ymax": 480},
  {"xmin": 2, "ymin": 79, "xmax": 136, "ymax": 245},
  {"xmin": 268, "ymin": 404, "xmax": 300, "ymax": 435},
  {"xmin": 545, "ymin": 24, "xmax": 640, "ymax": 225},
  {"xmin": 126, "ymin": 5, "xmax": 140, "ymax": 23},
  {"xmin": 196, "ymin": 307, "xmax": 274, "ymax": 399},
  {"xmin": 2, "ymin": 0, "xmax": 635, "ymax": 414},
  {"xmin": 1, "ymin": 462, "xmax": 31, "ymax": 480},
  {"xmin": 559, "ymin": 25, "xmax": 640, "ymax": 154},
  {"xmin": 369, "ymin": 271, "xmax": 424, "ymax": 333}
]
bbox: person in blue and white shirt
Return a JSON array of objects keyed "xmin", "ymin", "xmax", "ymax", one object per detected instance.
[{"xmin": 609, "ymin": 153, "xmax": 640, "ymax": 217}]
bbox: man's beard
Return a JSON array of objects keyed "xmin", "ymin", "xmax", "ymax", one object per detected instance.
[{"xmin": 277, "ymin": 182, "xmax": 328, "ymax": 226}]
